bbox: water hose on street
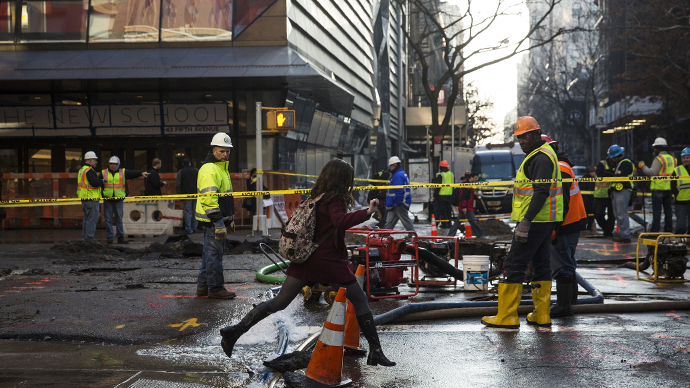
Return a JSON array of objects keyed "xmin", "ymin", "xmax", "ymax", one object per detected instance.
[{"xmin": 256, "ymin": 261, "xmax": 289, "ymax": 284}]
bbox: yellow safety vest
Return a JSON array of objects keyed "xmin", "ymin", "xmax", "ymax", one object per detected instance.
[
  {"xmin": 511, "ymin": 143, "xmax": 563, "ymax": 223},
  {"xmin": 436, "ymin": 171, "xmax": 454, "ymax": 195},
  {"xmin": 195, "ymin": 160, "xmax": 233, "ymax": 222},
  {"xmin": 650, "ymin": 153, "xmax": 676, "ymax": 191},
  {"xmin": 610, "ymin": 159, "xmax": 634, "ymax": 191},
  {"xmin": 77, "ymin": 165, "xmax": 101, "ymax": 200},
  {"xmin": 594, "ymin": 160, "xmax": 610, "ymax": 198},
  {"xmin": 676, "ymin": 165, "xmax": 690, "ymax": 201},
  {"xmin": 101, "ymin": 168, "xmax": 126, "ymax": 198}
]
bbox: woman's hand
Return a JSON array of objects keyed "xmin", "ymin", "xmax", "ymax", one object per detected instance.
[{"xmin": 367, "ymin": 199, "xmax": 379, "ymax": 215}]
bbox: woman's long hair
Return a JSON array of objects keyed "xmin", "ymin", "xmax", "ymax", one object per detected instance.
[{"xmin": 309, "ymin": 159, "xmax": 355, "ymax": 209}]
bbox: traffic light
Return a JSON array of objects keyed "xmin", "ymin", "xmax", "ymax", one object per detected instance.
[{"xmin": 266, "ymin": 110, "xmax": 295, "ymax": 131}]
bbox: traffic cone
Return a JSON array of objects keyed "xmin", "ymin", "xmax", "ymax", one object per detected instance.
[
  {"xmin": 304, "ymin": 287, "xmax": 351, "ymax": 386},
  {"xmin": 464, "ymin": 223, "xmax": 473, "ymax": 238},
  {"xmin": 431, "ymin": 215, "xmax": 438, "ymax": 237},
  {"xmin": 344, "ymin": 266, "xmax": 366, "ymax": 355}
]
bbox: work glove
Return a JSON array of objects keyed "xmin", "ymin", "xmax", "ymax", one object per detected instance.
[
  {"xmin": 638, "ymin": 161, "xmax": 645, "ymax": 169},
  {"xmin": 551, "ymin": 230, "xmax": 558, "ymax": 245},
  {"xmin": 515, "ymin": 219, "xmax": 531, "ymax": 243},
  {"xmin": 213, "ymin": 218, "xmax": 226, "ymax": 240},
  {"xmin": 228, "ymin": 220, "xmax": 235, "ymax": 233}
]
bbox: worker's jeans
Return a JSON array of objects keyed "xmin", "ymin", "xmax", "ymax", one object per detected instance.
[
  {"xmin": 675, "ymin": 203, "xmax": 690, "ymax": 235},
  {"xmin": 183, "ymin": 199, "xmax": 198, "ymax": 234},
  {"xmin": 384, "ymin": 204, "xmax": 415, "ymax": 231},
  {"xmin": 447, "ymin": 211, "xmax": 485, "ymax": 238},
  {"xmin": 651, "ymin": 190, "xmax": 673, "ymax": 233},
  {"xmin": 550, "ymin": 232, "xmax": 579, "ymax": 278},
  {"xmin": 594, "ymin": 197, "xmax": 615, "ymax": 235},
  {"xmin": 503, "ymin": 222, "xmax": 556, "ymax": 283},
  {"xmin": 198, "ymin": 226, "xmax": 225, "ymax": 292},
  {"xmin": 81, "ymin": 200, "xmax": 100, "ymax": 241},
  {"xmin": 611, "ymin": 189, "xmax": 632, "ymax": 240},
  {"xmin": 628, "ymin": 203, "xmax": 646, "ymax": 228},
  {"xmin": 103, "ymin": 199, "xmax": 124, "ymax": 241}
]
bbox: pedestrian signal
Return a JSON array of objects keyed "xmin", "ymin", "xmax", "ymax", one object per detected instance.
[{"xmin": 266, "ymin": 110, "xmax": 295, "ymax": 131}]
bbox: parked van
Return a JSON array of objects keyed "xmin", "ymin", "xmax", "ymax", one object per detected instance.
[{"xmin": 472, "ymin": 142, "xmax": 525, "ymax": 214}]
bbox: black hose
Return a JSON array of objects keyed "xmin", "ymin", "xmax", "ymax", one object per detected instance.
[{"xmin": 406, "ymin": 246, "xmax": 464, "ymax": 280}]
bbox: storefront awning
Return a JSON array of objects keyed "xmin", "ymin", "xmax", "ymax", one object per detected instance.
[{"xmin": 0, "ymin": 46, "xmax": 355, "ymax": 116}]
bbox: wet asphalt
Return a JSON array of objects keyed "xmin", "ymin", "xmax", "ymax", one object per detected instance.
[{"xmin": 1, "ymin": 219, "xmax": 689, "ymax": 387}]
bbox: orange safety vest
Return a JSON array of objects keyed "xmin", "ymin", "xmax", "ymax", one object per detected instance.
[{"xmin": 559, "ymin": 161, "xmax": 587, "ymax": 226}]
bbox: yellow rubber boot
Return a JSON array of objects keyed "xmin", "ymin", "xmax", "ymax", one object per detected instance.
[
  {"xmin": 481, "ymin": 282, "xmax": 523, "ymax": 329},
  {"xmin": 526, "ymin": 281, "xmax": 552, "ymax": 327}
]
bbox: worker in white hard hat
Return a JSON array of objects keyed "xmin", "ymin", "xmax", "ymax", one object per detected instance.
[
  {"xmin": 77, "ymin": 151, "xmax": 103, "ymax": 241},
  {"xmin": 195, "ymin": 132, "xmax": 237, "ymax": 299},
  {"xmin": 101, "ymin": 156, "xmax": 149, "ymax": 244},
  {"xmin": 383, "ymin": 156, "xmax": 415, "ymax": 231},
  {"xmin": 639, "ymin": 137, "xmax": 677, "ymax": 232}
]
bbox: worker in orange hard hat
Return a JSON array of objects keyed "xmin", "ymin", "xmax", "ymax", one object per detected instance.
[{"xmin": 432, "ymin": 159, "xmax": 455, "ymax": 228}]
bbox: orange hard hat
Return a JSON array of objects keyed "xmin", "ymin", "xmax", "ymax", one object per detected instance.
[
  {"xmin": 513, "ymin": 116, "xmax": 540, "ymax": 136},
  {"xmin": 440, "ymin": 160, "xmax": 449, "ymax": 168}
]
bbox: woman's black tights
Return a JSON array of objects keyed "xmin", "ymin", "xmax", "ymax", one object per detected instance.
[{"xmin": 264, "ymin": 275, "xmax": 371, "ymax": 316}]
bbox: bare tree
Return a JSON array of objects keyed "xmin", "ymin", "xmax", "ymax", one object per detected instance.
[
  {"xmin": 464, "ymin": 81, "xmax": 497, "ymax": 146},
  {"xmin": 398, "ymin": 0, "xmax": 578, "ymax": 138}
]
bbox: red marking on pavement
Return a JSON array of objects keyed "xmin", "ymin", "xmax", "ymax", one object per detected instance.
[
  {"xmin": 3, "ymin": 290, "xmax": 21, "ymax": 293},
  {"xmin": 106, "ymin": 316, "xmax": 156, "ymax": 322},
  {"xmin": 652, "ymin": 334, "xmax": 690, "ymax": 341},
  {"xmin": 613, "ymin": 243, "xmax": 619, "ymax": 252},
  {"xmin": 147, "ymin": 301, "xmax": 169, "ymax": 309},
  {"xmin": 2, "ymin": 323, "xmax": 52, "ymax": 329},
  {"xmin": 603, "ymin": 339, "xmax": 652, "ymax": 360},
  {"xmin": 12, "ymin": 286, "xmax": 45, "ymax": 289},
  {"xmin": 25, "ymin": 282, "xmax": 47, "ymax": 285},
  {"xmin": 161, "ymin": 295, "xmax": 197, "ymax": 298},
  {"xmin": 612, "ymin": 275, "xmax": 629, "ymax": 286},
  {"xmin": 666, "ymin": 312, "xmax": 683, "ymax": 320}
]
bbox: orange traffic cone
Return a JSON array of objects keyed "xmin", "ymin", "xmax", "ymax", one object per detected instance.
[
  {"xmin": 431, "ymin": 215, "xmax": 438, "ymax": 237},
  {"xmin": 344, "ymin": 265, "xmax": 366, "ymax": 355},
  {"xmin": 303, "ymin": 287, "xmax": 351, "ymax": 386},
  {"xmin": 465, "ymin": 223, "xmax": 473, "ymax": 238}
]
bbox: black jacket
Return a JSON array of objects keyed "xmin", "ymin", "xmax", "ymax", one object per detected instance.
[
  {"xmin": 145, "ymin": 168, "xmax": 165, "ymax": 196},
  {"xmin": 176, "ymin": 166, "xmax": 199, "ymax": 195},
  {"xmin": 522, "ymin": 140, "xmax": 557, "ymax": 222}
]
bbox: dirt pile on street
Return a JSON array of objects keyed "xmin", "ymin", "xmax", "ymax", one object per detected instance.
[
  {"xmin": 478, "ymin": 219, "xmax": 512, "ymax": 237},
  {"xmin": 50, "ymin": 241, "xmax": 141, "ymax": 262}
]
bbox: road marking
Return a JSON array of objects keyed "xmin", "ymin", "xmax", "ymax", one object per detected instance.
[
  {"xmin": 115, "ymin": 325, "xmax": 125, "ymax": 329},
  {"xmin": 169, "ymin": 318, "xmax": 207, "ymax": 331}
]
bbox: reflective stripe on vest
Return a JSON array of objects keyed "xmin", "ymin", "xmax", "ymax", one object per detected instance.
[
  {"xmin": 101, "ymin": 168, "xmax": 126, "ymax": 198},
  {"xmin": 77, "ymin": 165, "xmax": 101, "ymax": 200},
  {"xmin": 594, "ymin": 160, "xmax": 610, "ymax": 198},
  {"xmin": 559, "ymin": 161, "xmax": 588, "ymax": 226},
  {"xmin": 610, "ymin": 159, "xmax": 634, "ymax": 191},
  {"xmin": 437, "ymin": 171, "xmax": 454, "ymax": 195},
  {"xmin": 676, "ymin": 165, "xmax": 690, "ymax": 201},
  {"xmin": 651, "ymin": 154, "xmax": 676, "ymax": 191},
  {"xmin": 511, "ymin": 143, "xmax": 563, "ymax": 223}
]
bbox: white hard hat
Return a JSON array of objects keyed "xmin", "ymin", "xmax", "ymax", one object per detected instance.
[
  {"xmin": 652, "ymin": 137, "xmax": 667, "ymax": 147},
  {"xmin": 84, "ymin": 151, "xmax": 97, "ymax": 160},
  {"xmin": 108, "ymin": 156, "xmax": 119, "ymax": 164},
  {"xmin": 389, "ymin": 156, "xmax": 401, "ymax": 165},
  {"xmin": 211, "ymin": 132, "xmax": 233, "ymax": 147}
]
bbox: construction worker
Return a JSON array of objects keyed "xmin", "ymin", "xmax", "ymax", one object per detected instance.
[
  {"xmin": 195, "ymin": 133, "xmax": 236, "ymax": 299},
  {"xmin": 579, "ymin": 166, "xmax": 596, "ymax": 230},
  {"xmin": 640, "ymin": 137, "xmax": 677, "ymax": 232},
  {"xmin": 541, "ymin": 135, "xmax": 585, "ymax": 317},
  {"xmin": 432, "ymin": 160, "xmax": 454, "ymax": 228},
  {"xmin": 101, "ymin": 156, "xmax": 149, "ymax": 244},
  {"xmin": 594, "ymin": 156, "xmax": 615, "ymax": 238},
  {"xmin": 384, "ymin": 156, "xmax": 415, "ymax": 231},
  {"xmin": 671, "ymin": 147, "xmax": 690, "ymax": 234},
  {"xmin": 447, "ymin": 172, "xmax": 485, "ymax": 238},
  {"xmin": 482, "ymin": 116, "xmax": 562, "ymax": 329},
  {"xmin": 77, "ymin": 151, "xmax": 103, "ymax": 241},
  {"xmin": 602, "ymin": 145, "xmax": 635, "ymax": 243}
]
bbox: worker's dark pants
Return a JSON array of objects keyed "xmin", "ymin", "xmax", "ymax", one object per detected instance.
[
  {"xmin": 433, "ymin": 195, "xmax": 453, "ymax": 227},
  {"xmin": 582, "ymin": 194, "xmax": 595, "ymax": 229},
  {"xmin": 651, "ymin": 190, "xmax": 673, "ymax": 233},
  {"xmin": 594, "ymin": 197, "xmax": 615, "ymax": 235},
  {"xmin": 503, "ymin": 222, "xmax": 556, "ymax": 283}
]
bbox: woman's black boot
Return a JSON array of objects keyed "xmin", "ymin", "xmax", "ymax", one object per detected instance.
[
  {"xmin": 356, "ymin": 312, "xmax": 396, "ymax": 367},
  {"xmin": 220, "ymin": 302, "xmax": 271, "ymax": 358}
]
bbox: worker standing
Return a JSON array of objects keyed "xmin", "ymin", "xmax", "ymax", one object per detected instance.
[
  {"xmin": 145, "ymin": 158, "xmax": 167, "ymax": 196},
  {"xmin": 604, "ymin": 145, "xmax": 635, "ymax": 243},
  {"xmin": 446, "ymin": 172, "xmax": 485, "ymax": 238},
  {"xmin": 671, "ymin": 148, "xmax": 690, "ymax": 234},
  {"xmin": 432, "ymin": 160, "xmax": 454, "ymax": 228},
  {"xmin": 482, "ymin": 117, "xmax": 562, "ymax": 329},
  {"xmin": 77, "ymin": 151, "xmax": 103, "ymax": 241},
  {"xmin": 195, "ymin": 133, "xmax": 236, "ymax": 299},
  {"xmin": 640, "ymin": 137, "xmax": 677, "ymax": 233},
  {"xmin": 594, "ymin": 157, "xmax": 615, "ymax": 238},
  {"xmin": 384, "ymin": 156, "xmax": 415, "ymax": 231},
  {"xmin": 101, "ymin": 156, "xmax": 149, "ymax": 244},
  {"xmin": 176, "ymin": 157, "xmax": 199, "ymax": 234},
  {"xmin": 541, "ymin": 135, "xmax": 585, "ymax": 317},
  {"xmin": 579, "ymin": 166, "xmax": 596, "ymax": 231}
]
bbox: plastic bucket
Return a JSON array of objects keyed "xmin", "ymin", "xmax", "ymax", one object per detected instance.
[{"xmin": 463, "ymin": 255, "xmax": 490, "ymax": 291}]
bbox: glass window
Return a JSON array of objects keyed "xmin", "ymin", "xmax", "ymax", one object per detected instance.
[
  {"xmin": 28, "ymin": 148, "xmax": 51, "ymax": 172},
  {"xmin": 65, "ymin": 148, "xmax": 81, "ymax": 172},
  {"xmin": 20, "ymin": 1, "xmax": 88, "ymax": 42},
  {"xmin": 89, "ymin": 0, "xmax": 160, "ymax": 42},
  {"xmin": 162, "ymin": 0, "xmax": 232, "ymax": 41},
  {"xmin": 234, "ymin": 0, "xmax": 274, "ymax": 36},
  {"xmin": 0, "ymin": 2, "xmax": 15, "ymax": 42}
]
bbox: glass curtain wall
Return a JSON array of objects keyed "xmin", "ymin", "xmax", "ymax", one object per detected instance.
[{"xmin": 20, "ymin": 1, "xmax": 88, "ymax": 42}]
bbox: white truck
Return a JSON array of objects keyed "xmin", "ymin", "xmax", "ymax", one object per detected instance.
[{"xmin": 471, "ymin": 142, "xmax": 526, "ymax": 214}]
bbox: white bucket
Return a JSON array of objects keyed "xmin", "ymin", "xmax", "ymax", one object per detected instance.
[{"xmin": 463, "ymin": 255, "xmax": 491, "ymax": 291}]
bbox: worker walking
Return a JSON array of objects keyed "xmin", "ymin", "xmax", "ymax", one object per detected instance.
[
  {"xmin": 432, "ymin": 160, "xmax": 454, "ymax": 228},
  {"xmin": 384, "ymin": 156, "xmax": 415, "ymax": 231},
  {"xmin": 101, "ymin": 156, "xmax": 148, "ymax": 244},
  {"xmin": 447, "ymin": 172, "xmax": 485, "ymax": 238},
  {"xmin": 594, "ymin": 158, "xmax": 615, "ymax": 238},
  {"xmin": 640, "ymin": 137, "xmax": 677, "ymax": 233},
  {"xmin": 604, "ymin": 145, "xmax": 635, "ymax": 243},
  {"xmin": 77, "ymin": 151, "xmax": 103, "ymax": 241},
  {"xmin": 177, "ymin": 157, "xmax": 199, "ymax": 234},
  {"xmin": 671, "ymin": 148, "xmax": 690, "ymax": 234},
  {"xmin": 482, "ymin": 117, "xmax": 562, "ymax": 329},
  {"xmin": 195, "ymin": 133, "xmax": 236, "ymax": 299}
]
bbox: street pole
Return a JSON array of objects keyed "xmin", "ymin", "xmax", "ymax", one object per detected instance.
[
  {"xmin": 255, "ymin": 101, "xmax": 265, "ymax": 237},
  {"xmin": 451, "ymin": 106, "xmax": 455, "ymax": 169}
]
